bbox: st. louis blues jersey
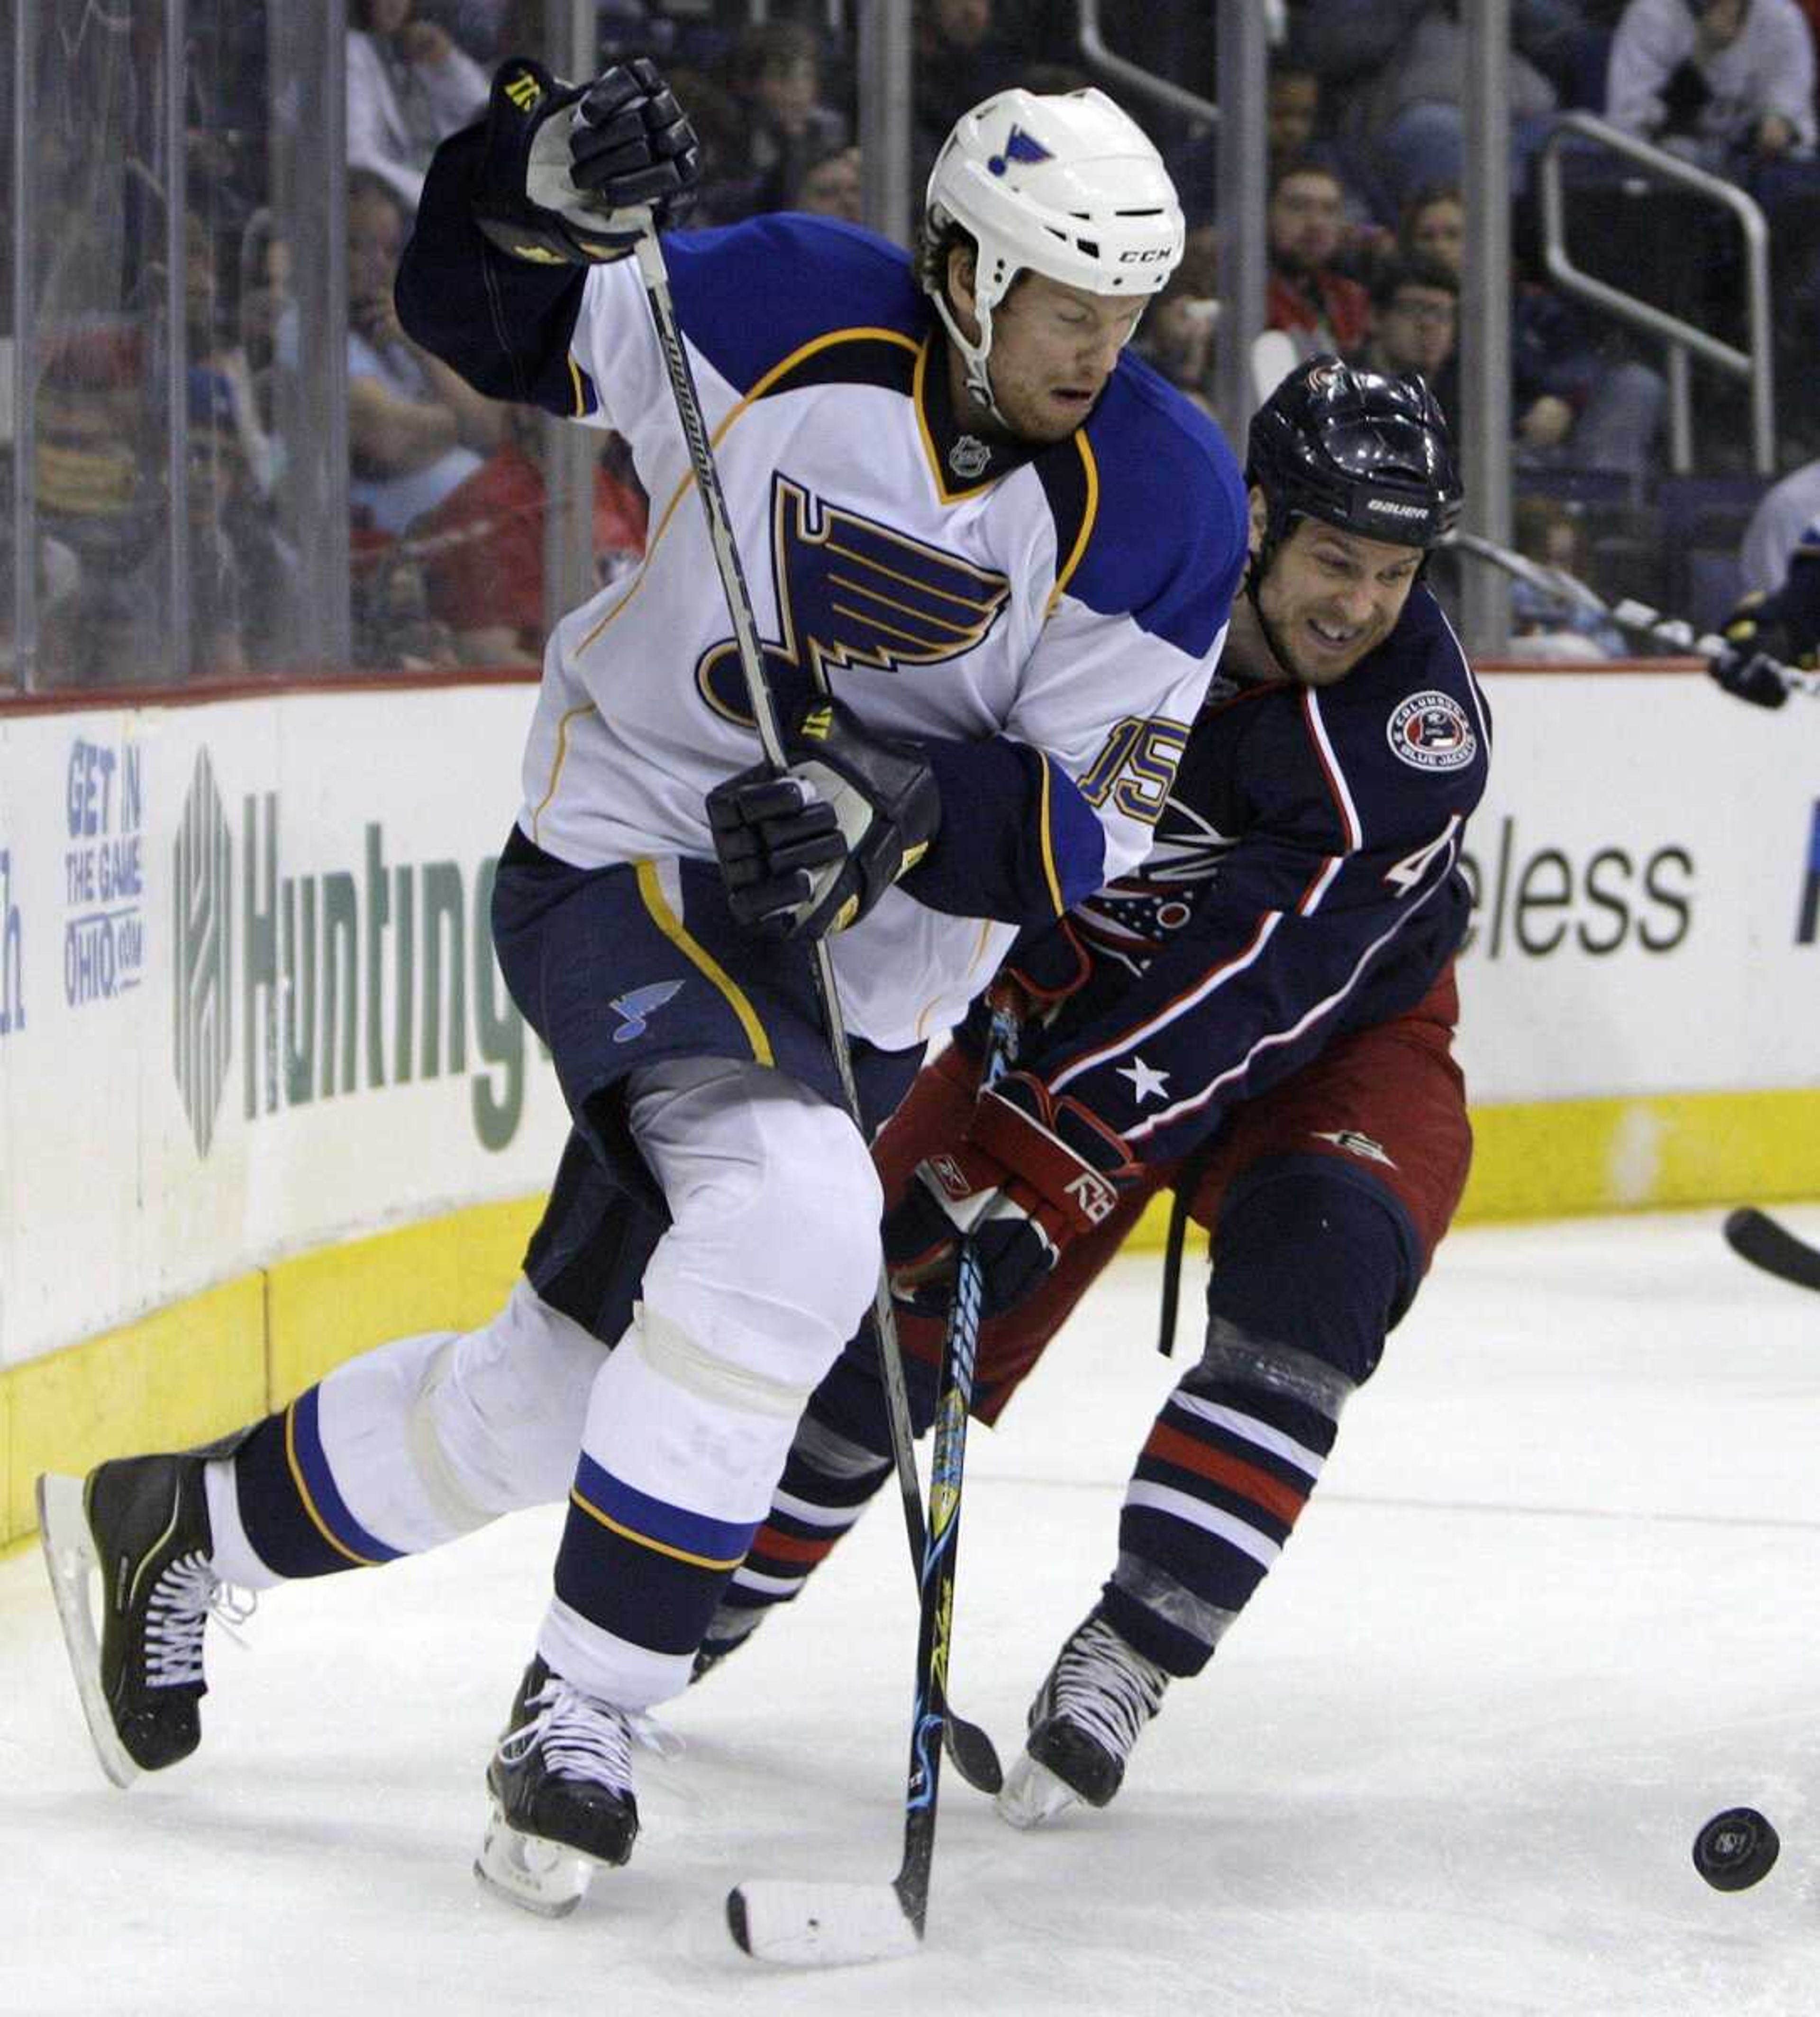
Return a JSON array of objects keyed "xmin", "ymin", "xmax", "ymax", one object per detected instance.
[
  {"xmin": 398, "ymin": 136, "xmax": 1248, "ymax": 1054},
  {"xmin": 1001, "ymin": 584, "xmax": 1491, "ymax": 1167}
]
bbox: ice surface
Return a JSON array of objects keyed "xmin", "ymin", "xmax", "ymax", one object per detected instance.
[{"xmin": 4, "ymin": 1207, "xmax": 1816, "ymax": 2015}]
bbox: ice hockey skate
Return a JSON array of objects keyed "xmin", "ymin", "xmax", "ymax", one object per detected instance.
[
  {"xmin": 475, "ymin": 1656, "xmax": 674, "ymax": 1917},
  {"xmin": 997, "ymin": 1607, "xmax": 1171, "ymax": 1828},
  {"xmin": 36, "ymin": 1451, "xmax": 247, "ymax": 1789}
]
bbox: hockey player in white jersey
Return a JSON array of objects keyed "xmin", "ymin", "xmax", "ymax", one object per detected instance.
[{"xmin": 36, "ymin": 57, "xmax": 1247, "ymax": 1912}]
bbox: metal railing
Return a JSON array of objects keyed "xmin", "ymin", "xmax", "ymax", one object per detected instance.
[
  {"xmin": 1071, "ymin": 2, "xmax": 1269, "ymax": 453},
  {"xmin": 1536, "ymin": 110, "xmax": 1775, "ymax": 477}
]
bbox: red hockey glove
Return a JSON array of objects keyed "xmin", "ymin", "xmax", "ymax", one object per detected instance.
[{"xmin": 884, "ymin": 1070, "xmax": 1135, "ymax": 1320}]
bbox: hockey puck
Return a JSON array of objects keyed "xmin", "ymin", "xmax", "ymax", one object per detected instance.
[{"xmin": 1693, "ymin": 1807, "xmax": 1780, "ymax": 1891}]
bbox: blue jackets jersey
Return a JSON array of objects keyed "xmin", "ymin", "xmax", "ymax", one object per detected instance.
[
  {"xmin": 397, "ymin": 131, "xmax": 1248, "ymax": 1053},
  {"xmin": 1004, "ymin": 585, "xmax": 1490, "ymax": 1167}
]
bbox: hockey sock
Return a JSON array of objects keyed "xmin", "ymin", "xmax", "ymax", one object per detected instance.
[
  {"xmin": 1104, "ymin": 1168, "xmax": 1410, "ymax": 1676},
  {"xmin": 1105, "ymin": 1315, "xmax": 1347, "ymax": 1676},
  {"xmin": 230, "ymin": 1393, "xmax": 411, "ymax": 1579}
]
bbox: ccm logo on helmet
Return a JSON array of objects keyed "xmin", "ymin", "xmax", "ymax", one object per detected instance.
[{"xmin": 1118, "ymin": 246, "xmax": 1173, "ymax": 263}]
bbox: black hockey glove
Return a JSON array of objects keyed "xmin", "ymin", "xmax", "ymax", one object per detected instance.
[
  {"xmin": 707, "ymin": 696, "xmax": 942, "ymax": 941},
  {"xmin": 473, "ymin": 57, "xmax": 700, "ymax": 267},
  {"xmin": 1711, "ymin": 598, "xmax": 1794, "ymax": 710},
  {"xmin": 884, "ymin": 1070, "xmax": 1136, "ymax": 1321}
]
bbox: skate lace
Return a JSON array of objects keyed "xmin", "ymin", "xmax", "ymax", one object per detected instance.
[
  {"xmin": 143, "ymin": 1554, "xmax": 257, "ymax": 1688},
  {"xmin": 497, "ymin": 1676, "xmax": 682, "ymax": 1792},
  {"xmin": 1045, "ymin": 1616, "xmax": 1169, "ymax": 1762}
]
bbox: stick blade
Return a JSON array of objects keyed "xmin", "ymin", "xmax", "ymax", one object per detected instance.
[
  {"xmin": 1723, "ymin": 1207, "xmax": 1820, "ymax": 1291},
  {"xmin": 727, "ymin": 1879, "xmax": 921, "ymax": 1967}
]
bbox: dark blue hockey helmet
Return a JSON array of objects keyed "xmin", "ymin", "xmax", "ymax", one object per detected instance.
[{"xmin": 1247, "ymin": 356, "xmax": 1463, "ymax": 555}]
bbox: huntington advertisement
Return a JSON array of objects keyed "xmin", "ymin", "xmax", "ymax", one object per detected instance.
[{"xmin": 0, "ymin": 667, "xmax": 1816, "ymax": 1373}]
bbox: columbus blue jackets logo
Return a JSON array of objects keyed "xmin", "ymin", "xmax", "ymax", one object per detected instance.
[
  {"xmin": 699, "ymin": 474, "xmax": 1011, "ymax": 727},
  {"xmin": 1386, "ymin": 691, "xmax": 1476, "ymax": 773},
  {"xmin": 610, "ymin": 979, "xmax": 685, "ymax": 1043}
]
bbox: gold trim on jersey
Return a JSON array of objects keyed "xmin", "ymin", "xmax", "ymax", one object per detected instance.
[
  {"xmin": 635, "ymin": 858, "xmax": 774, "ymax": 1067},
  {"xmin": 912, "ymin": 339, "xmax": 998, "ymax": 505},
  {"xmin": 566, "ymin": 324, "xmax": 921, "ymax": 670},
  {"xmin": 528, "ymin": 702, "xmax": 597, "ymax": 846},
  {"xmin": 1036, "ymin": 753, "xmax": 1064, "ymax": 915},
  {"xmin": 1047, "ymin": 433, "xmax": 1099, "ymax": 615}
]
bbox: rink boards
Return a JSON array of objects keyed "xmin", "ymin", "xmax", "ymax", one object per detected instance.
[{"xmin": 0, "ymin": 665, "xmax": 1815, "ymax": 1543}]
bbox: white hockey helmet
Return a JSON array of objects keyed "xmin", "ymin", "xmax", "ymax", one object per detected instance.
[{"xmin": 924, "ymin": 86, "xmax": 1185, "ymax": 419}]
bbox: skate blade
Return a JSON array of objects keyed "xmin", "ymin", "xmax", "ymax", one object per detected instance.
[
  {"xmin": 995, "ymin": 1749, "xmax": 1081, "ymax": 1831},
  {"xmin": 35, "ymin": 1473, "xmax": 138, "ymax": 1791},
  {"xmin": 473, "ymin": 1799, "xmax": 593, "ymax": 1919}
]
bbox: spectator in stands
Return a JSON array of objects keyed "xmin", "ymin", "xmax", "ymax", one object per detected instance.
[
  {"xmin": 1400, "ymin": 182, "xmax": 1665, "ymax": 488},
  {"xmin": 1268, "ymin": 61, "xmax": 1393, "ymax": 230},
  {"xmin": 664, "ymin": 67, "xmax": 764, "ymax": 225},
  {"xmin": 33, "ymin": 337, "xmax": 164, "ymax": 688},
  {"xmin": 409, "ymin": 406, "xmax": 648, "ymax": 665},
  {"xmin": 722, "ymin": 20, "xmax": 849, "ymax": 216},
  {"xmin": 1286, "ymin": 0, "xmax": 1595, "ymax": 212},
  {"xmin": 913, "ymin": 0, "xmax": 1027, "ymax": 176},
  {"xmin": 345, "ymin": 169, "xmax": 510, "ymax": 663},
  {"xmin": 1505, "ymin": 493, "xmax": 1628, "ymax": 658},
  {"xmin": 348, "ymin": 0, "xmax": 489, "ymax": 210},
  {"xmin": 1360, "ymin": 255, "xmax": 1461, "ymax": 400},
  {"xmin": 1605, "ymin": 0, "xmax": 1815, "ymax": 171},
  {"xmin": 185, "ymin": 210, "xmax": 278, "ymax": 502},
  {"xmin": 180, "ymin": 367, "xmax": 301, "ymax": 678},
  {"xmin": 0, "ymin": 448, "xmax": 82, "ymax": 683},
  {"xmin": 789, "ymin": 142, "xmax": 864, "ymax": 224},
  {"xmin": 346, "ymin": 171, "xmax": 502, "ymax": 537},
  {"xmin": 1267, "ymin": 161, "xmax": 1372, "ymax": 360},
  {"xmin": 1134, "ymin": 229, "xmax": 1221, "ymax": 422}
]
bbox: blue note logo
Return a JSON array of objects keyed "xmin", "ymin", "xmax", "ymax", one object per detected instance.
[
  {"xmin": 989, "ymin": 127, "xmax": 1054, "ymax": 174},
  {"xmin": 610, "ymin": 979, "xmax": 685, "ymax": 1043},
  {"xmin": 698, "ymin": 474, "xmax": 1010, "ymax": 729}
]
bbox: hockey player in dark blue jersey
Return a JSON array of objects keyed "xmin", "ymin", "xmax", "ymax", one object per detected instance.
[
  {"xmin": 694, "ymin": 357, "xmax": 1487, "ymax": 1827},
  {"xmin": 36, "ymin": 59, "xmax": 1248, "ymax": 1913}
]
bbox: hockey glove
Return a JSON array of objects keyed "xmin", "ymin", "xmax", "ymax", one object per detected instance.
[
  {"xmin": 708, "ymin": 696, "xmax": 941, "ymax": 940},
  {"xmin": 473, "ymin": 57, "xmax": 700, "ymax": 266},
  {"xmin": 1711, "ymin": 598, "xmax": 1794, "ymax": 710},
  {"xmin": 885, "ymin": 1070, "xmax": 1136, "ymax": 1320},
  {"xmin": 997, "ymin": 918, "xmax": 1092, "ymax": 1024}
]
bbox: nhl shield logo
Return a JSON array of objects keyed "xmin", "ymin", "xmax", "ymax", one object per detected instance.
[
  {"xmin": 948, "ymin": 433, "xmax": 992, "ymax": 481},
  {"xmin": 1386, "ymin": 691, "xmax": 1476, "ymax": 772}
]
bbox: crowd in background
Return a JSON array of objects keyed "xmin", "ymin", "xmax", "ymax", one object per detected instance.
[{"xmin": 12, "ymin": 0, "xmax": 1820, "ymax": 687}]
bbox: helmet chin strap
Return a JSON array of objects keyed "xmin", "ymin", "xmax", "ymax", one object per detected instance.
[{"xmin": 931, "ymin": 288, "xmax": 1011, "ymax": 431}]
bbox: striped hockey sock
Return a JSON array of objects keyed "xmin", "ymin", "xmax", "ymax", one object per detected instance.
[{"xmin": 1104, "ymin": 1318, "xmax": 1353, "ymax": 1676}]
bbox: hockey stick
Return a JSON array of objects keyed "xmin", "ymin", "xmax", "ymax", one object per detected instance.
[
  {"xmin": 1722, "ymin": 1207, "xmax": 1820, "ymax": 1291},
  {"xmin": 629, "ymin": 224, "xmax": 1001, "ymax": 1796},
  {"xmin": 1444, "ymin": 529, "xmax": 1820, "ymax": 699},
  {"xmin": 728, "ymin": 998, "xmax": 1020, "ymax": 1965}
]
